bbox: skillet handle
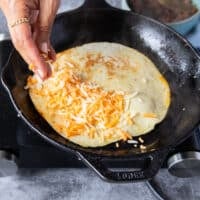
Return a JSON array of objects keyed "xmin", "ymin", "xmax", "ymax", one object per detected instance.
[{"xmin": 76, "ymin": 149, "xmax": 168, "ymax": 182}]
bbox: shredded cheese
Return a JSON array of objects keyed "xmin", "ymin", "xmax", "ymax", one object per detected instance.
[
  {"xmin": 143, "ymin": 112, "xmax": 157, "ymax": 118},
  {"xmin": 26, "ymin": 42, "xmax": 171, "ymax": 147},
  {"xmin": 27, "ymin": 66, "xmax": 133, "ymax": 141}
]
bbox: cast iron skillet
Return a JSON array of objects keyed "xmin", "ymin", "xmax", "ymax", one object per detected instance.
[{"xmin": 1, "ymin": 0, "xmax": 200, "ymax": 182}]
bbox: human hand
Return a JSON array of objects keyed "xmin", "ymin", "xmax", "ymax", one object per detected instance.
[{"xmin": 0, "ymin": 0, "xmax": 60, "ymax": 79}]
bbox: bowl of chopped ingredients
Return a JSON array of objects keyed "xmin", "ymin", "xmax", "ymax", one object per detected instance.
[{"xmin": 123, "ymin": 0, "xmax": 200, "ymax": 34}]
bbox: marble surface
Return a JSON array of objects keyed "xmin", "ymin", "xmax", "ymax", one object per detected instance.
[
  {"xmin": 0, "ymin": 1, "xmax": 200, "ymax": 200},
  {"xmin": 1, "ymin": 168, "xmax": 200, "ymax": 200},
  {"xmin": 0, "ymin": 168, "xmax": 156, "ymax": 200}
]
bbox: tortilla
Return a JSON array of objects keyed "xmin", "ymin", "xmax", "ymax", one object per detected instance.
[{"xmin": 27, "ymin": 42, "xmax": 170, "ymax": 147}]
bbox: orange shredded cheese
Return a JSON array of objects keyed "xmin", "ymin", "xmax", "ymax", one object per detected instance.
[
  {"xmin": 126, "ymin": 113, "xmax": 134, "ymax": 125},
  {"xmin": 143, "ymin": 113, "xmax": 157, "ymax": 118},
  {"xmin": 121, "ymin": 131, "xmax": 132, "ymax": 141},
  {"xmin": 27, "ymin": 66, "xmax": 133, "ymax": 141},
  {"xmin": 29, "ymin": 64, "xmax": 36, "ymax": 71}
]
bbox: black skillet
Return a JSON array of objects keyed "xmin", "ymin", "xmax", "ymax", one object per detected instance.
[{"xmin": 1, "ymin": 0, "xmax": 200, "ymax": 182}]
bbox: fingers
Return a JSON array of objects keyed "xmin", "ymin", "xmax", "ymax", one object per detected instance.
[
  {"xmin": 1, "ymin": 0, "xmax": 51, "ymax": 80},
  {"xmin": 38, "ymin": 0, "xmax": 60, "ymax": 32},
  {"xmin": 0, "ymin": 0, "xmax": 59, "ymax": 80},
  {"xmin": 34, "ymin": 0, "xmax": 60, "ymax": 54},
  {"xmin": 10, "ymin": 23, "xmax": 50, "ymax": 79}
]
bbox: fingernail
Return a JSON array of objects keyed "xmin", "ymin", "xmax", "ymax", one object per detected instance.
[
  {"xmin": 40, "ymin": 42, "xmax": 48, "ymax": 53},
  {"xmin": 37, "ymin": 69, "xmax": 45, "ymax": 80}
]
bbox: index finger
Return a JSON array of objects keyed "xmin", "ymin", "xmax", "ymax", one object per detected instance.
[{"xmin": 9, "ymin": 22, "xmax": 51, "ymax": 79}]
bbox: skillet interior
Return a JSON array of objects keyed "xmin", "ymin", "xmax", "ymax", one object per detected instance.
[{"xmin": 2, "ymin": 8, "xmax": 200, "ymax": 157}]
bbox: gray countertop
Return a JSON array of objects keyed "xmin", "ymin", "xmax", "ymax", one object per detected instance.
[
  {"xmin": 1, "ymin": 168, "xmax": 200, "ymax": 200},
  {"xmin": 0, "ymin": 1, "xmax": 200, "ymax": 200},
  {"xmin": 0, "ymin": 168, "xmax": 155, "ymax": 200}
]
